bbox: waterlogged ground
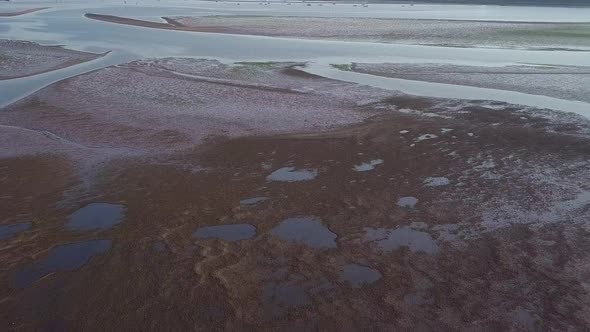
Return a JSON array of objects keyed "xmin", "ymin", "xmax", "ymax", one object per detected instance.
[{"xmin": 1, "ymin": 58, "xmax": 590, "ymax": 330}]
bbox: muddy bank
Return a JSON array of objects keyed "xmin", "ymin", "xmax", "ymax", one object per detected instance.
[
  {"xmin": 336, "ymin": 62, "xmax": 590, "ymax": 103},
  {"xmin": 86, "ymin": 13, "xmax": 590, "ymax": 50},
  {"xmin": 0, "ymin": 7, "xmax": 47, "ymax": 17},
  {"xmin": 84, "ymin": 13, "xmax": 232, "ymax": 33},
  {"xmin": 1, "ymin": 102, "xmax": 590, "ymax": 330},
  {"xmin": 0, "ymin": 40, "xmax": 100, "ymax": 80},
  {"xmin": 0, "ymin": 59, "xmax": 391, "ymax": 159}
]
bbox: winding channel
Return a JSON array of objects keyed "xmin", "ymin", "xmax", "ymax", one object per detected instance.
[{"xmin": 1, "ymin": 2, "xmax": 590, "ymax": 116}]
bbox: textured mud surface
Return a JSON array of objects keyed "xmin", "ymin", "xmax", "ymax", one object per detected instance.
[
  {"xmin": 1, "ymin": 58, "xmax": 590, "ymax": 330},
  {"xmin": 0, "ymin": 40, "xmax": 99, "ymax": 80},
  {"xmin": 0, "ymin": 59, "xmax": 389, "ymax": 159}
]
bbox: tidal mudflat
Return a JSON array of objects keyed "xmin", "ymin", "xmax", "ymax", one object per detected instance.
[
  {"xmin": 88, "ymin": 13, "xmax": 590, "ymax": 51},
  {"xmin": 0, "ymin": 40, "xmax": 100, "ymax": 80},
  {"xmin": 1, "ymin": 1, "xmax": 590, "ymax": 330}
]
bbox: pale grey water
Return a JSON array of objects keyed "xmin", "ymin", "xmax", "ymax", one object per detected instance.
[
  {"xmin": 353, "ymin": 159, "xmax": 383, "ymax": 172},
  {"xmin": 397, "ymin": 196, "xmax": 418, "ymax": 208},
  {"xmin": 1, "ymin": 2, "xmax": 590, "ymax": 114},
  {"xmin": 266, "ymin": 167, "xmax": 318, "ymax": 182}
]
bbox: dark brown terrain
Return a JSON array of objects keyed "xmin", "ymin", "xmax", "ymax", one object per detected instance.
[{"xmin": 1, "ymin": 58, "xmax": 590, "ymax": 330}]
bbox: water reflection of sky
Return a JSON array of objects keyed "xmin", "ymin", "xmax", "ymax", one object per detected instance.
[{"xmin": 2, "ymin": 2, "xmax": 590, "ymax": 114}]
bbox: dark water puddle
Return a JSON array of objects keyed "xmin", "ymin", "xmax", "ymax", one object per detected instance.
[
  {"xmin": 15, "ymin": 240, "xmax": 112, "ymax": 288},
  {"xmin": 270, "ymin": 216, "xmax": 337, "ymax": 248},
  {"xmin": 397, "ymin": 196, "xmax": 418, "ymax": 208},
  {"xmin": 340, "ymin": 263, "xmax": 382, "ymax": 288},
  {"xmin": 66, "ymin": 203, "xmax": 126, "ymax": 231},
  {"xmin": 266, "ymin": 167, "xmax": 317, "ymax": 182},
  {"xmin": 193, "ymin": 224, "xmax": 256, "ymax": 241},
  {"xmin": 423, "ymin": 176, "xmax": 450, "ymax": 187},
  {"xmin": 353, "ymin": 159, "xmax": 383, "ymax": 172},
  {"xmin": 240, "ymin": 197, "xmax": 269, "ymax": 206},
  {"xmin": 365, "ymin": 227, "xmax": 439, "ymax": 254},
  {"xmin": 0, "ymin": 223, "xmax": 31, "ymax": 240}
]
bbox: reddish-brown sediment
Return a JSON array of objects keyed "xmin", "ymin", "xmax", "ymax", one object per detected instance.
[
  {"xmin": 0, "ymin": 40, "xmax": 101, "ymax": 80},
  {"xmin": 1, "ymin": 59, "xmax": 590, "ymax": 330},
  {"xmin": 0, "ymin": 7, "xmax": 47, "ymax": 17},
  {"xmin": 2, "ymin": 110, "xmax": 590, "ymax": 330}
]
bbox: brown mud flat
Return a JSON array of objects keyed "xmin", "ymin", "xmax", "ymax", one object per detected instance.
[
  {"xmin": 0, "ymin": 40, "xmax": 101, "ymax": 80},
  {"xmin": 2, "ymin": 105, "xmax": 590, "ymax": 330},
  {"xmin": 0, "ymin": 7, "xmax": 47, "ymax": 17},
  {"xmin": 1, "ymin": 60, "xmax": 590, "ymax": 330}
]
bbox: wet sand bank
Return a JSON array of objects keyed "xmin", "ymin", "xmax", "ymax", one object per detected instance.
[
  {"xmin": 0, "ymin": 40, "xmax": 102, "ymax": 80},
  {"xmin": 85, "ymin": 13, "xmax": 231, "ymax": 33},
  {"xmin": 85, "ymin": 13, "xmax": 590, "ymax": 50}
]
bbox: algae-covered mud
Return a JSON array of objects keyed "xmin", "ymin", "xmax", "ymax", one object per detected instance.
[{"xmin": 1, "ymin": 0, "xmax": 590, "ymax": 330}]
